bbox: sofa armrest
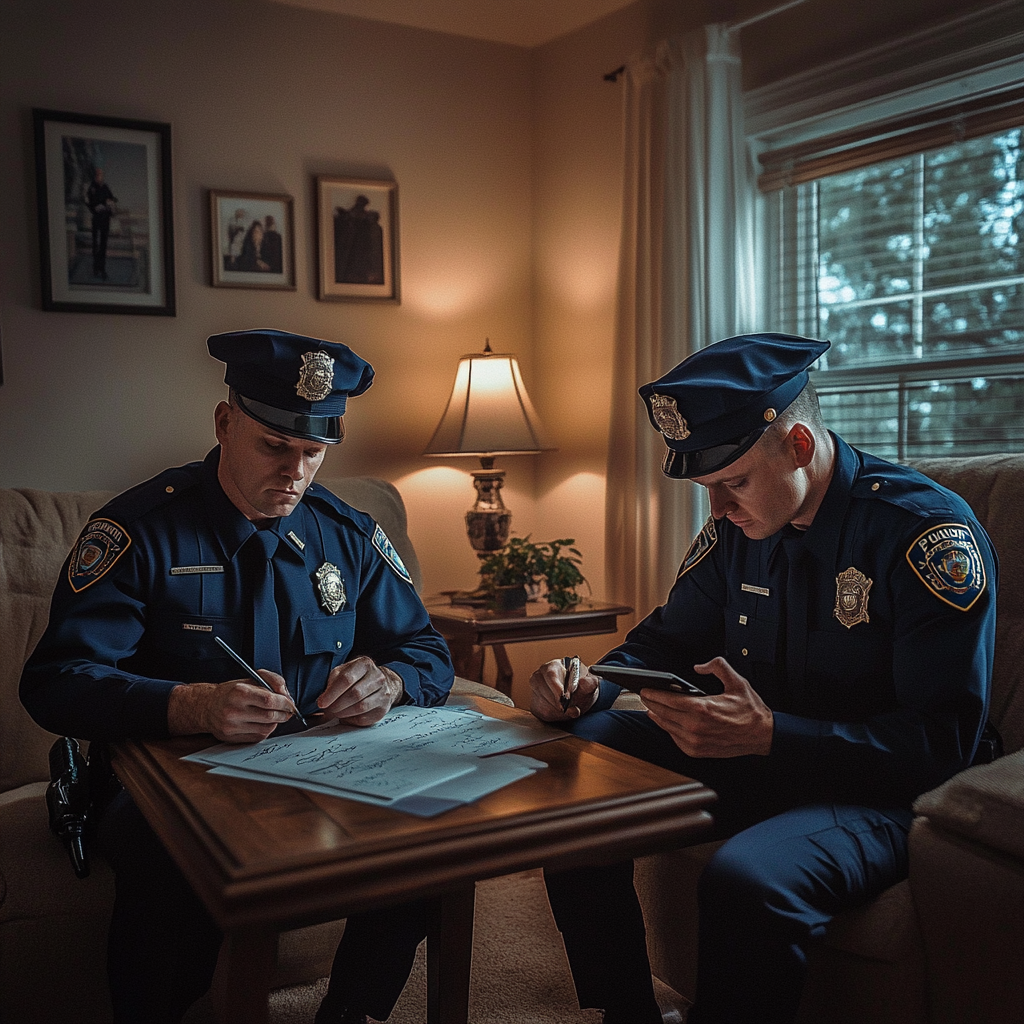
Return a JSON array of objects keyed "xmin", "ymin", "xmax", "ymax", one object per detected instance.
[{"xmin": 912, "ymin": 749, "xmax": 1024, "ymax": 859}]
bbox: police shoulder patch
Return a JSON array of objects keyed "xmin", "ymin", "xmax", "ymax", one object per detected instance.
[
  {"xmin": 69, "ymin": 518, "xmax": 132, "ymax": 592},
  {"xmin": 372, "ymin": 524, "xmax": 413, "ymax": 585},
  {"xmin": 677, "ymin": 516, "xmax": 717, "ymax": 579},
  {"xmin": 906, "ymin": 521, "xmax": 986, "ymax": 611}
]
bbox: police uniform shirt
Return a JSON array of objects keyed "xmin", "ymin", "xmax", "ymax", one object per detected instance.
[
  {"xmin": 596, "ymin": 435, "xmax": 997, "ymax": 809},
  {"xmin": 21, "ymin": 447, "xmax": 454, "ymax": 740}
]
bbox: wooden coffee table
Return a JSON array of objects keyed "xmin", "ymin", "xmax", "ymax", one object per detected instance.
[{"xmin": 112, "ymin": 696, "xmax": 715, "ymax": 1024}]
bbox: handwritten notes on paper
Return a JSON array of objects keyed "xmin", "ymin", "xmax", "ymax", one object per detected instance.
[{"xmin": 183, "ymin": 705, "xmax": 562, "ymax": 815}]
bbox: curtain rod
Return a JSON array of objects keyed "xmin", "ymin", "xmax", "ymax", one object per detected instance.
[{"xmin": 603, "ymin": 0, "xmax": 813, "ymax": 81}]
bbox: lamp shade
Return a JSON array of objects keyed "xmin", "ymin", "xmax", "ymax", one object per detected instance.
[{"xmin": 423, "ymin": 345, "xmax": 554, "ymax": 457}]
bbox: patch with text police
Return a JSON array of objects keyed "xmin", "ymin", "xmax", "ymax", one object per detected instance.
[
  {"xmin": 372, "ymin": 524, "xmax": 413, "ymax": 584},
  {"xmin": 906, "ymin": 522, "xmax": 986, "ymax": 611},
  {"xmin": 69, "ymin": 518, "xmax": 132, "ymax": 592},
  {"xmin": 678, "ymin": 516, "xmax": 717, "ymax": 578}
]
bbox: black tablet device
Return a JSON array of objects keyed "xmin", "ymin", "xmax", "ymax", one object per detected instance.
[{"xmin": 594, "ymin": 664, "xmax": 723, "ymax": 696}]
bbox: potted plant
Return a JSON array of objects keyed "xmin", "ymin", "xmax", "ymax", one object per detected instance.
[{"xmin": 478, "ymin": 536, "xmax": 587, "ymax": 612}]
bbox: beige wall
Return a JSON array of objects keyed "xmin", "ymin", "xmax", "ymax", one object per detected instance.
[{"xmin": 0, "ymin": 0, "xmax": 535, "ymax": 605}]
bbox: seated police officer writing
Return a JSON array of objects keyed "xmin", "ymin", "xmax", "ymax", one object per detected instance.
[
  {"xmin": 20, "ymin": 330, "xmax": 455, "ymax": 1024},
  {"xmin": 529, "ymin": 334, "xmax": 998, "ymax": 1024}
]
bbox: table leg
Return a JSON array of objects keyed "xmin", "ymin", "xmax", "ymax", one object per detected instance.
[
  {"xmin": 213, "ymin": 927, "xmax": 277, "ymax": 1024},
  {"xmin": 426, "ymin": 883, "xmax": 476, "ymax": 1024},
  {"xmin": 492, "ymin": 643, "xmax": 514, "ymax": 697},
  {"xmin": 448, "ymin": 638, "xmax": 485, "ymax": 684}
]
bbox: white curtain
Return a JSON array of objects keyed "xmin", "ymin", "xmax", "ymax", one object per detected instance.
[{"xmin": 605, "ymin": 24, "xmax": 757, "ymax": 618}]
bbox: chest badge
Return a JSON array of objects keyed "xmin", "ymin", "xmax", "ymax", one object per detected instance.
[
  {"xmin": 834, "ymin": 566, "xmax": 872, "ymax": 629},
  {"xmin": 315, "ymin": 562, "xmax": 346, "ymax": 614}
]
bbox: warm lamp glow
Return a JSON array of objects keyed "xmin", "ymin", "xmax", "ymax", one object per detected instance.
[
  {"xmin": 423, "ymin": 342, "xmax": 553, "ymax": 458},
  {"xmin": 424, "ymin": 340, "xmax": 554, "ymax": 554}
]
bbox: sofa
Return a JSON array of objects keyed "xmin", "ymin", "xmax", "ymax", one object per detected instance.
[
  {"xmin": 630, "ymin": 453, "xmax": 1024, "ymax": 1023},
  {"xmin": 0, "ymin": 476, "xmax": 511, "ymax": 1024}
]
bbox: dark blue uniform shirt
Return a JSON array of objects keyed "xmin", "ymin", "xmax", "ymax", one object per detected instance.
[
  {"xmin": 594, "ymin": 436, "xmax": 997, "ymax": 809},
  {"xmin": 21, "ymin": 448, "xmax": 454, "ymax": 740}
]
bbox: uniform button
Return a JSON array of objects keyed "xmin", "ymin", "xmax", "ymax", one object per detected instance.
[
  {"xmin": 165, "ymin": 486, "xmax": 174, "ymax": 493},
  {"xmin": 741, "ymin": 648, "xmax": 749, "ymax": 656},
  {"xmin": 336, "ymin": 641, "xmax": 343, "ymax": 649},
  {"xmin": 871, "ymin": 482, "xmax": 880, "ymax": 491}
]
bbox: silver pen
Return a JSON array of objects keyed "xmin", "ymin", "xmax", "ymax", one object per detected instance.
[
  {"xmin": 213, "ymin": 635, "xmax": 309, "ymax": 728},
  {"xmin": 561, "ymin": 655, "xmax": 581, "ymax": 713}
]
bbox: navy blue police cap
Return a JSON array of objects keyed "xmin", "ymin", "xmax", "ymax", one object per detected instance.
[
  {"xmin": 208, "ymin": 329, "xmax": 374, "ymax": 444},
  {"xmin": 639, "ymin": 333, "xmax": 829, "ymax": 479}
]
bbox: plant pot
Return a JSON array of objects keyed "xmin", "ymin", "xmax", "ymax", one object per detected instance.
[{"xmin": 491, "ymin": 584, "xmax": 528, "ymax": 612}]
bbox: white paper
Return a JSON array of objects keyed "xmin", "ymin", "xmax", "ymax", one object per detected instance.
[{"xmin": 184, "ymin": 706, "xmax": 562, "ymax": 804}]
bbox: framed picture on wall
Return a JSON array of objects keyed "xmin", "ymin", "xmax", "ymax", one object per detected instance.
[
  {"xmin": 316, "ymin": 176, "xmax": 399, "ymax": 303},
  {"xmin": 209, "ymin": 190, "xmax": 295, "ymax": 289},
  {"xmin": 32, "ymin": 109, "xmax": 175, "ymax": 315}
]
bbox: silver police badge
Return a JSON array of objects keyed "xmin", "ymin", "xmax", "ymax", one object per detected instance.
[
  {"xmin": 650, "ymin": 394, "xmax": 690, "ymax": 440},
  {"xmin": 315, "ymin": 562, "xmax": 346, "ymax": 614},
  {"xmin": 296, "ymin": 350, "xmax": 335, "ymax": 402},
  {"xmin": 834, "ymin": 566, "xmax": 872, "ymax": 629}
]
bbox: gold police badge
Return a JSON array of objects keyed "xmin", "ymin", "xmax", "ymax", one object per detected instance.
[
  {"xmin": 315, "ymin": 562, "xmax": 346, "ymax": 614},
  {"xmin": 834, "ymin": 567, "xmax": 872, "ymax": 629},
  {"xmin": 296, "ymin": 350, "xmax": 335, "ymax": 402},
  {"xmin": 650, "ymin": 394, "xmax": 690, "ymax": 440}
]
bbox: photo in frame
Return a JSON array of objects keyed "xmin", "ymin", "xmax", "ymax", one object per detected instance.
[
  {"xmin": 210, "ymin": 190, "xmax": 295, "ymax": 289},
  {"xmin": 33, "ymin": 109, "xmax": 175, "ymax": 315},
  {"xmin": 316, "ymin": 176, "xmax": 399, "ymax": 302}
]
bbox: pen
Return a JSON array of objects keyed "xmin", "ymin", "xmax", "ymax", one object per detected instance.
[
  {"xmin": 213, "ymin": 635, "xmax": 309, "ymax": 728},
  {"xmin": 561, "ymin": 655, "xmax": 580, "ymax": 713}
]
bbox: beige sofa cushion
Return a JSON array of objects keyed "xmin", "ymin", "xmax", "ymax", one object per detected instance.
[
  {"xmin": 913, "ymin": 750, "xmax": 1024, "ymax": 858},
  {"xmin": 0, "ymin": 489, "xmax": 114, "ymax": 793}
]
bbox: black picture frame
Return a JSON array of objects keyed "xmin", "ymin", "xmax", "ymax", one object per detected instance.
[
  {"xmin": 316, "ymin": 176, "xmax": 399, "ymax": 303},
  {"xmin": 33, "ymin": 108, "xmax": 176, "ymax": 315}
]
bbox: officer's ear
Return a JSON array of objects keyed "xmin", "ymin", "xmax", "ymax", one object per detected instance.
[
  {"xmin": 787, "ymin": 423, "xmax": 815, "ymax": 469},
  {"xmin": 214, "ymin": 401, "xmax": 233, "ymax": 446}
]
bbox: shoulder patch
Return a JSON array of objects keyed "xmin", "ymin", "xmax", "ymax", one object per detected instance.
[
  {"xmin": 677, "ymin": 516, "xmax": 717, "ymax": 578},
  {"xmin": 372, "ymin": 524, "xmax": 413, "ymax": 585},
  {"xmin": 69, "ymin": 518, "xmax": 132, "ymax": 592},
  {"xmin": 906, "ymin": 522, "xmax": 986, "ymax": 611}
]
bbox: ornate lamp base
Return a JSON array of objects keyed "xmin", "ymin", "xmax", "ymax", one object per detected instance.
[{"xmin": 465, "ymin": 461, "xmax": 512, "ymax": 554}]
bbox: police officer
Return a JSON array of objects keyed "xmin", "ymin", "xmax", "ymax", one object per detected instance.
[
  {"xmin": 21, "ymin": 329, "xmax": 455, "ymax": 1024},
  {"xmin": 529, "ymin": 333, "xmax": 997, "ymax": 1024}
]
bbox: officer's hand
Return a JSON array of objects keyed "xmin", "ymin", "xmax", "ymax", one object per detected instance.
[
  {"xmin": 528, "ymin": 659, "xmax": 600, "ymax": 722},
  {"xmin": 317, "ymin": 657, "xmax": 404, "ymax": 727},
  {"xmin": 168, "ymin": 672, "xmax": 296, "ymax": 744},
  {"xmin": 640, "ymin": 656, "xmax": 774, "ymax": 758}
]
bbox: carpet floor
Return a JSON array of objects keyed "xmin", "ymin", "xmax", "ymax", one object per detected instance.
[{"xmin": 184, "ymin": 868, "xmax": 688, "ymax": 1023}]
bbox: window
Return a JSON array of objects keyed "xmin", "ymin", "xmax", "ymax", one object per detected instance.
[{"xmin": 762, "ymin": 95, "xmax": 1023, "ymax": 460}]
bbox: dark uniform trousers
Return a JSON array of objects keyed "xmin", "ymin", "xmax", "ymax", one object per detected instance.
[{"xmin": 544, "ymin": 709, "xmax": 911, "ymax": 1024}]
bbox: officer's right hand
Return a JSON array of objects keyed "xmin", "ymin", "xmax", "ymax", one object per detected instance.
[
  {"xmin": 528, "ymin": 659, "xmax": 600, "ymax": 723},
  {"xmin": 167, "ymin": 672, "xmax": 295, "ymax": 743}
]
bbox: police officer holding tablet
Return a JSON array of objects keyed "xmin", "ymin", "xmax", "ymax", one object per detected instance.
[
  {"xmin": 529, "ymin": 333, "xmax": 998, "ymax": 1024},
  {"xmin": 21, "ymin": 329, "xmax": 454, "ymax": 1024}
]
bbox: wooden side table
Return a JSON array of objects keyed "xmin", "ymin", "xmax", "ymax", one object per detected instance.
[{"xmin": 426, "ymin": 599, "xmax": 633, "ymax": 697}]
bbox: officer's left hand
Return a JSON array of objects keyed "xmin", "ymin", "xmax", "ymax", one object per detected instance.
[
  {"xmin": 316, "ymin": 657, "xmax": 404, "ymax": 727},
  {"xmin": 640, "ymin": 656, "xmax": 773, "ymax": 758}
]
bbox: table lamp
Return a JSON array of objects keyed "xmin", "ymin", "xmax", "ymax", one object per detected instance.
[{"xmin": 424, "ymin": 340, "xmax": 554, "ymax": 554}]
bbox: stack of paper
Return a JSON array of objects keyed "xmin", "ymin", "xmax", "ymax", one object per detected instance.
[{"xmin": 183, "ymin": 705, "xmax": 563, "ymax": 816}]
